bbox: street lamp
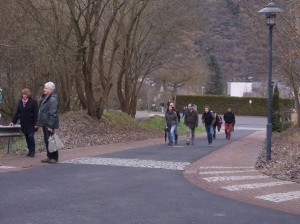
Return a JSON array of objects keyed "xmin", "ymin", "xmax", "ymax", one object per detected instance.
[{"xmin": 258, "ymin": 2, "xmax": 283, "ymax": 161}]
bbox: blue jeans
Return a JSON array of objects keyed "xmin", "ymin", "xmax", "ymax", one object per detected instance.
[
  {"xmin": 205, "ymin": 125, "xmax": 213, "ymax": 144},
  {"xmin": 174, "ymin": 125, "xmax": 178, "ymax": 143},
  {"xmin": 25, "ymin": 132, "xmax": 35, "ymax": 155},
  {"xmin": 168, "ymin": 125, "xmax": 177, "ymax": 143}
]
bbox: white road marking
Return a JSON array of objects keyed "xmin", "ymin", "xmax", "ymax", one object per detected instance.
[
  {"xmin": 222, "ymin": 181, "xmax": 295, "ymax": 191},
  {"xmin": 203, "ymin": 175, "xmax": 268, "ymax": 182},
  {"xmin": 255, "ymin": 191, "xmax": 300, "ymax": 203},
  {"xmin": 0, "ymin": 165, "xmax": 16, "ymax": 169},
  {"xmin": 62, "ymin": 157, "xmax": 190, "ymax": 171},
  {"xmin": 198, "ymin": 170, "xmax": 256, "ymax": 175}
]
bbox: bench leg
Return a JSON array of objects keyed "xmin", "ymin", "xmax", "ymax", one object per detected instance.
[{"xmin": 7, "ymin": 137, "xmax": 12, "ymax": 154}]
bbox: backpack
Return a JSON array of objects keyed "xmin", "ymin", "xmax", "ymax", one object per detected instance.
[
  {"xmin": 176, "ymin": 111, "xmax": 180, "ymax": 123},
  {"xmin": 218, "ymin": 115, "xmax": 223, "ymax": 125},
  {"xmin": 172, "ymin": 108, "xmax": 180, "ymax": 123}
]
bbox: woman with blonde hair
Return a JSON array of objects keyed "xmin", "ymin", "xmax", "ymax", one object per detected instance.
[{"xmin": 10, "ymin": 88, "xmax": 39, "ymax": 157}]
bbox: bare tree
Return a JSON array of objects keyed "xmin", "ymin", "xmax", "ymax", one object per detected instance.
[
  {"xmin": 67, "ymin": 0, "xmax": 125, "ymax": 119},
  {"xmin": 241, "ymin": 0, "xmax": 300, "ymax": 126},
  {"xmin": 275, "ymin": 1, "xmax": 300, "ymax": 126},
  {"xmin": 115, "ymin": 0, "xmax": 203, "ymax": 117}
]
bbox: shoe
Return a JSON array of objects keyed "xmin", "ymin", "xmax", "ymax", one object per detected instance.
[
  {"xmin": 47, "ymin": 159, "xmax": 58, "ymax": 164},
  {"xmin": 186, "ymin": 141, "xmax": 190, "ymax": 145},
  {"xmin": 27, "ymin": 152, "xmax": 35, "ymax": 157},
  {"xmin": 41, "ymin": 158, "xmax": 50, "ymax": 163},
  {"xmin": 208, "ymin": 144, "xmax": 212, "ymax": 147},
  {"xmin": 168, "ymin": 142, "xmax": 173, "ymax": 146}
]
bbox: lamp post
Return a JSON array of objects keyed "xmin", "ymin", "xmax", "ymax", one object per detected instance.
[{"xmin": 258, "ymin": 2, "xmax": 283, "ymax": 161}]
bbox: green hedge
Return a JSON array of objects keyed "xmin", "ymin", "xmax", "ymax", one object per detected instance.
[{"xmin": 176, "ymin": 95, "xmax": 293, "ymax": 116}]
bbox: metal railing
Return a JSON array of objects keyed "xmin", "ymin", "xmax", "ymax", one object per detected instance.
[{"xmin": 0, "ymin": 125, "xmax": 22, "ymax": 154}]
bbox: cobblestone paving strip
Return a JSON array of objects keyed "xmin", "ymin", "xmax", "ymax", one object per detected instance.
[
  {"xmin": 62, "ymin": 157, "xmax": 190, "ymax": 171},
  {"xmin": 255, "ymin": 191, "xmax": 300, "ymax": 203},
  {"xmin": 198, "ymin": 170, "xmax": 256, "ymax": 174},
  {"xmin": 203, "ymin": 175, "xmax": 268, "ymax": 182},
  {"xmin": 198, "ymin": 166, "xmax": 253, "ymax": 169},
  {"xmin": 222, "ymin": 181, "xmax": 296, "ymax": 191}
]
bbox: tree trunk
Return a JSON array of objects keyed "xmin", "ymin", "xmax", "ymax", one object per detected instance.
[
  {"xmin": 296, "ymin": 3, "xmax": 300, "ymax": 127},
  {"xmin": 74, "ymin": 50, "xmax": 88, "ymax": 110}
]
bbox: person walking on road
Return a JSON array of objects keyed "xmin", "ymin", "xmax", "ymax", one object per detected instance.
[
  {"xmin": 10, "ymin": 88, "xmax": 39, "ymax": 157},
  {"xmin": 202, "ymin": 106, "xmax": 215, "ymax": 146},
  {"xmin": 211, "ymin": 111, "xmax": 220, "ymax": 139},
  {"xmin": 160, "ymin": 100, "xmax": 165, "ymax": 113},
  {"xmin": 169, "ymin": 102, "xmax": 180, "ymax": 145},
  {"xmin": 184, "ymin": 103, "xmax": 198, "ymax": 145},
  {"xmin": 223, "ymin": 107, "xmax": 235, "ymax": 140},
  {"xmin": 182, "ymin": 106, "xmax": 188, "ymax": 118},
  {"xmin": 164, "ymin": 104, "xmax": 178, "ymax": 146},
  {"xmin": 37, "ymin": 82, "xmax": 59, "ymax": 163}
]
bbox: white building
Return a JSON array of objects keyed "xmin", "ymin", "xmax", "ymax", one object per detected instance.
[{"xmin": 227, "ymin": 82, "xmax": 252, "ymax": 97}]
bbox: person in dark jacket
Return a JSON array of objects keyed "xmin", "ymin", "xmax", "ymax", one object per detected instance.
[
  {"xmin": 37, "ymin": 82, "xmax": 59, "ymax": 163},
  {"xmin": 201, "ymin": 106, "xmax": 215, "ymax": 146},
  {"xmin": 164, "ymin": 104, "xmax": 178, "ymax": 146},
  {"xmin": 10, "ymin": 88, "xmax": 38, "ymax": 157},
  {"xmin": 184, "ymin": 103, "xmax": 198, "ymax": 145},
  {"xmin": 182, "ymin": 106, "xmax": 188, "ymax": 118},
  {"xmin": 223, "ymin": 107, "xmax": 235, "ymax": 140}
]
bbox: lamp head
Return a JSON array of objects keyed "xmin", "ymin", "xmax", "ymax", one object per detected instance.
[{"xmin": 258, "ymin": 2, "xmax": 283, "ymax": 26}]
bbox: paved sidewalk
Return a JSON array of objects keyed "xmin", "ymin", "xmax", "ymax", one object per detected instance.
[
  {"xmin": 1, "ymin": 131, "xmax": 300, "ymax": 215},
  {"xmin": 0, "ymin": 138, "xmax": 164, "ymax": 172},
  {"xmin": 184, "ymin": 131, "xmax": 300, "ymax": 215}
]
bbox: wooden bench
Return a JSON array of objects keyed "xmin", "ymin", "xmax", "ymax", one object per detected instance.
[{"xmin": 0, "ymin": 125, "xmax": 22, "ymax": 154}]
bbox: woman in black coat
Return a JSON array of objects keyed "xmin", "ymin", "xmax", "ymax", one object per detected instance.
[{"xmin": 10, "ymin": 88, "xmax": 39, "ymax": 157}]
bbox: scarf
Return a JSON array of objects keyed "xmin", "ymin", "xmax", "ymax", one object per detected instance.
[{"xmin": 22, "ymin": 98, "xmax": 28, "ymax": 108}]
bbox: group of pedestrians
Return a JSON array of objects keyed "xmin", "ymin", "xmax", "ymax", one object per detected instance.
[
  {"xmin": 9, "ymin": 82, "xmax": 60, "ymax": 164},
  {"xmin": 164, "ymin": 102, "xmax": 235, "ymax": 146}
]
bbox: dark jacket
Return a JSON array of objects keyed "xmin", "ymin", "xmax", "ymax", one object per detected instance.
[
  {"xmin": 165, "ymin": 110, "xmax": 178, "ymax": 127},
  {"xmin": 184, "ymin": 109, "xmax": 199, "ymax": 129},
  {"xmin": 12, "ymin": 98, "xmax": 39, "ymax": 134},
  {"xmin": 172, "ymin": 107, "xmax": 181, "ymax": 123},
  {"xmin": 223, "ymin": 112, "xmax": 235, "ymax": 124},
  {"xmin": 202, "ymin": 111, "xmax": 215, "ymax": 126},
  {"xmin": 37, "ymin": 93, "xmax": 59, "ymax": 129}
]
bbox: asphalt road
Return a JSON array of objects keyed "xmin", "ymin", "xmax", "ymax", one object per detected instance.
[
  {"xmin": 135, "ymin": 111, "xmax": 267, "ymax": 131},
  {"xmin": 0, "ymin": 115, "xmax": 299, "ymax": 224}
]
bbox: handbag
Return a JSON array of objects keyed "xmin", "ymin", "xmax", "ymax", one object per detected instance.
[{"xmin": 48, "ymin": 133, "xmax": 64, "ymax": 153}]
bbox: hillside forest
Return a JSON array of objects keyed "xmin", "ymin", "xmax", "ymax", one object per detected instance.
[{"xmin": 0, "ymin": 0, "xmax": 299, "ymax": 122}]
